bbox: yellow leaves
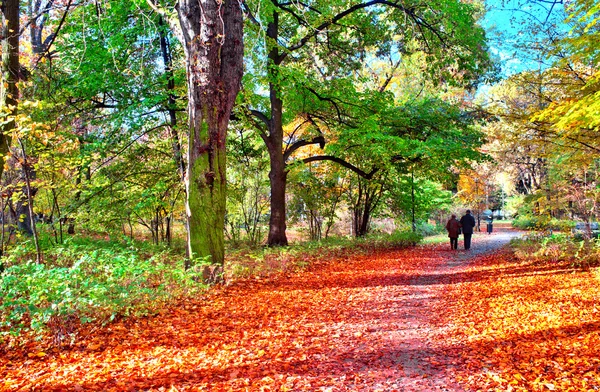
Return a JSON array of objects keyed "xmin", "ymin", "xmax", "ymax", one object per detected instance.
[
  {"xmin": 27, "ymin": 351, "xmax": 46, "ymax": 358},
  {"xmin": 513, "ymin": 373, "xmax": 526, "ymax": 382},
  {"xmin": 86, "ymin": 343, "xmax": 102, "ymax": 351}
]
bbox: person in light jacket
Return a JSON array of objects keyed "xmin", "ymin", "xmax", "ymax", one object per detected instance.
[
  {"xmin": 460, "ymin": 209, "xmax": 476, "ymax": 250},
  {"xmin": 445, "ymin": 214, "xmax": 462, "ymax": 250}
]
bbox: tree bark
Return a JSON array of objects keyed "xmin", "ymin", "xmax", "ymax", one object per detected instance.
[
  {"xmin": 0, "ymin": 0, "xmax": 20, "ymax": 180},
  {"xmin": 263, "ymin": 14, "xmax": 290, "ymax": 246},
  {"xmin": 177, "ymin": 0, "xmax": 243, "ymax": 267},
  {"xmin": 267, "ymin": 136, "xmax": 288, "ymax": 246}
]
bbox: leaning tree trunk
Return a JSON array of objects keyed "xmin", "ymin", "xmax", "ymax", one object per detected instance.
[
  {"xmin": 0, "ymin": 0, "xmax": 20, "ymax": 180},
  {"xmin": 177, "ymin": 0, "xmax": 243, "ymax": 269}
]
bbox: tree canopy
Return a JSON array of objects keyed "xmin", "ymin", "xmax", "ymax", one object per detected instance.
[{"xmin": 0, "ymin": 0, "xmax": 596, "ymax": 268}]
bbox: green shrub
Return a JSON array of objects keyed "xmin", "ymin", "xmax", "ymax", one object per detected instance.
[
  {"xmin": 388, "ymin": 230, "xmax": 423, "ymax": 246},
  {"xmin": 511, "ymin": 232, "xmax": 600, "ymax": 268},
  {"xmin": 0, "ymin": 237, "xmax": 204, "ymax": 341},
  {"xmin": 359, "ymin": 230, "xmax": 423, "ymax": 250},
  {"xmin": 414, "ymin": 221, "xmax": 444, "ymax": 237},
  {"xmin": 512, "ymin": 215, "xmax": 574, "ymax": 232}
]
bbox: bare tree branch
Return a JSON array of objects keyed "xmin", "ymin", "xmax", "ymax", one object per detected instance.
[
  {"xmin": 301, "ymin": 155, "xmax": 378, "ymax": 179},
  {"xmin": 284, "ymin": 135, "xmax": 325, "ymax": 161}
]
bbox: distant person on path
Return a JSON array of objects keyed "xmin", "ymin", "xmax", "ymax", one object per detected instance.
[
  {"xmin": 445, "ymin": 214, "xmax": 462, "ymax": 250},
  {"xmin": 460, "ymin": 209, "xmax": 476, "ymax": 250}
]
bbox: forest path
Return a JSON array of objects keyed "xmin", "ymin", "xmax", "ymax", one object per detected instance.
[
  {"xmin": 390, "ymin": 227, "xmax": 523, "ymax": 391},
  {"xmin": 1, "ymin": 228, "xmax": 523, "ymax": 391}
]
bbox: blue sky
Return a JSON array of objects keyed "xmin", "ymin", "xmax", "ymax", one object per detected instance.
[{"xmin": 482, "ymin": 0, "xmax": 568, "ymax": 76}]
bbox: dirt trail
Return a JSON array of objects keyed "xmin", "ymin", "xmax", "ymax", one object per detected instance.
[
  {"xmin": 388, "ymin": 227, "xmax": 524, "ymax": 391},
  {"xmin": 1, "ymin": 228, "xmax": 523, "ymax": 391}
]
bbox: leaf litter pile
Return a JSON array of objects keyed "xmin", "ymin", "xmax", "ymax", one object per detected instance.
[{"xmin": 2, "ymin": 231, "xmax": 600, "ymax": 391}]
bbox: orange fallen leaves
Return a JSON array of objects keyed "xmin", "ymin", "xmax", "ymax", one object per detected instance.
[
  {"xmin": 432, "ymin": 247, "xmax": 600, "ymax": 392},
  {"xmin": 1, "ymin": 236, "xmax": 599, "ymax": 391}
]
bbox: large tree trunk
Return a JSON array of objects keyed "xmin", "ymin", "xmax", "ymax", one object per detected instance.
[
  {"xmin": 0, "ymin": 0, "xmax": 20, "ymax": 180},
  {"xmin": 264, "ymin": 15, "xmax": 289, "ymax": 246},
  {"xmin": 267, "ymin": 138, "xmax": 288, "ymax": 246},
  {"xmin": 177, "ymin": 0, "xmax": 243, "ymax": 268}
]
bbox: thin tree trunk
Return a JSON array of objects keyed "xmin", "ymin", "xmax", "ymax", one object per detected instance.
[
  {"xmin": 51, "ymin": 187, "xmax": 63, "ymax": 244},
  {"xmin": 0, "ymin": 194, "xmax": 7, "ymax": 257},
  {"xmin": 267, "ymin": 140, "xmax": 288, "ymax": 246},
  {"xmin": 158, "ymin": 16, "xmax": 186, "ymax": 185},
  {"xmin": 177, "ymin": 0, "xmax": 243, "ymax": 270},
  {"xmin": 165, "ymin": 215, "xmax": 171, "ymax": 245},
  {"xmin": 18, "ymin": 139, "xmax": 41, "ymax": 263},
  {"xmin": 0, "ymin": 0, "xmax": 19, "ymax": 180},
  {"xmin": 14, "ymin": 151, "xmax": 36, "ymax": 236},
  {"xmin": 411, "ymin": 170, "xmax": 416, "ymax": 232}
]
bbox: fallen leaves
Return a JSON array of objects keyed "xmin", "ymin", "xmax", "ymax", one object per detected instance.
[
  {"xmin": 433, "ymin": 247, "xmax": 600, "ymax": 392},
  {"xmin": 1, "ymin": 231, "xmax": 599, "ymax": 391},
  {"xmin": 0, "ymin": 246, "xmax": 427, "ymax": 391}
]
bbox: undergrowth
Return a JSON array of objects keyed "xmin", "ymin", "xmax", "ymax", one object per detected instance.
[
  {"xmin": 512, "ymin": 215, "xmax": 575, "ymax": 232},
  {"xmin": 226, "ymin": 230, "xmax": 422, "ymax": 278},
  {"xmin": 510, "ymin": 232, "xmax": 600, "ymax": 268},
  {"xmin": 0, "ymin": 230, "xmax": 421, "ymax": 345},
  {"xmin": 0, "ymin": 235, "xmax": 204, "ymax": 345}
]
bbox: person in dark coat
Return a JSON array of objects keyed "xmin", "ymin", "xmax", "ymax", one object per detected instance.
[
  {"xmin": 445, "ymin": 214, "xmax": 462, "ymax": 250},
  {"xmin": 460, "ymin": 209, "xmax": 476, "ymax": 250}
]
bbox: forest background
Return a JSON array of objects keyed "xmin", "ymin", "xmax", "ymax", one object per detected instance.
[{"xmin": 0, "ymin": 0, "xmax": 598, "ymax": 341}]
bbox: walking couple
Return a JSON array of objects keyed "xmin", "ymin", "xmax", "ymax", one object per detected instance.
[{"xmin": 445, "ymin": 210, "xmax": 476, "ymax": 250}]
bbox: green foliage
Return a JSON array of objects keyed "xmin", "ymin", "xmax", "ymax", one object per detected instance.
[
  {"xmin": 414, "ymin": 221, "xmax": 444, "ymax": 237},
  {"xmin": 0, "ymin": 237, "xmax": 202, "ymax": 339},
  {"xmin": 512, "ymin": 215, "xmax": 575, "ymax": 232},
  {"xmin": 511, "ymin": 233, "xmax": 600, "ymax": 268},
  {"xmin": 385, "ymin": 230, "xmax": 424, "ymax": 247},
  {"xmin": 509, "ymin": 194, "xmax": 575, "ymax": 232},
  {"xmin": 225, "ymin": 129, "xmax": 270, "ymax": 246},
  {"xmin": 288, "ymin": 163, "xmax": 348, "ymax": 240},
  {"xmin": 388, "ymin": 176, "xmax": 453, "ymax": 222}
]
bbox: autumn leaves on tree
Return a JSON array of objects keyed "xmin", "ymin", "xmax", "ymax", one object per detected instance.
[{"xmin": 0, "ymin": 0, "xmax": 598, "ymax": 270}]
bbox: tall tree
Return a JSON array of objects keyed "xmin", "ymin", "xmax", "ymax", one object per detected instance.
[
  {"xmin": 175, "ymin": 0, "xmax": 243, "ymax": 267},
  {"xmin": 242, "ymin": 0, "xmax": 493, "ymax": 246},
  {"xmin": 26, "ymin": 1, "xmax": 181, "ymax": 237}
]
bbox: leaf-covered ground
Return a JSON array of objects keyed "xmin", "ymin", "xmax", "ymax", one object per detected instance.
[{"xmin": 1, "ymin": 228, "xmax": 599, "ymax": 391}]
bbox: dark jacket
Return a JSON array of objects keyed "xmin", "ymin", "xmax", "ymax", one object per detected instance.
[
  {"xmin": 445, "ymin": 218, "xmax": 461, "ymax": 238},
  {"xmin": 460, "ymin": 213, "xmax": 476, "ymax": 234}
]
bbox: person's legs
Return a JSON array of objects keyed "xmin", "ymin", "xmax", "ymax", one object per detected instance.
[
  {"xmin": 450, "ymin": 237, "xmax": 457, "ymax": 249},
  {"xmin": 464, "ymin": 233, "xmax": 472, "ymax": 249}
]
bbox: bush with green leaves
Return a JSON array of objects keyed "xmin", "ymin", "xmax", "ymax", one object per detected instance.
[
  {"xmin": 511, "ymin": 233, "xmax": 600, "ymax": 268},
  {"xmin": 0, "ymin": 237, "xmax": 203, "ymax": 341},
  {"xmin": 414, "ymin": 221, "xmax": 444, "ymax": 237},
  {"xmin": 512, "ymin": 214, "xmax": 574, "ymax": 232}
]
